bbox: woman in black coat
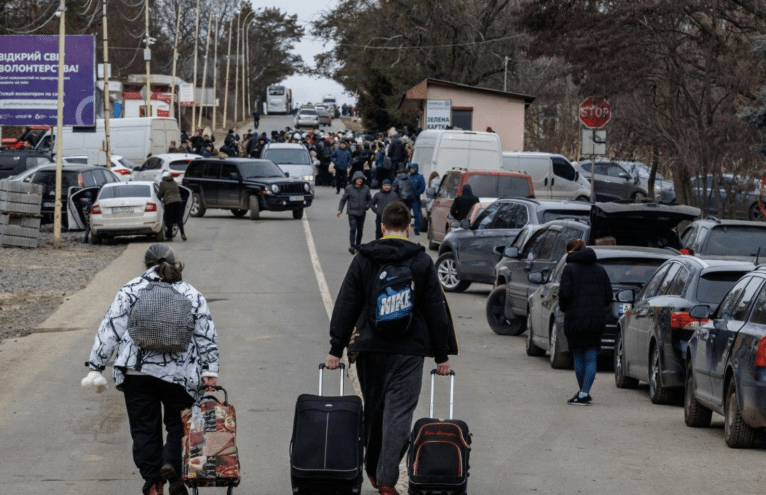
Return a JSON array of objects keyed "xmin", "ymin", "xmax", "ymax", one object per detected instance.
[{"xmin": 558, "ymin": 239, "xmax": 612, "ymax": 405}]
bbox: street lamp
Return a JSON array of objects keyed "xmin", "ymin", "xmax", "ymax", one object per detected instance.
[
  {"xmin": 197, "ymin": 4, "xmax": 215, "ymax": 129},
  {"xmin": 235, "ymin": 11, "xmax": 254, "ymax": 123},
  {"xmin": 243, "ymin": 16, "xmax": 256, "ymax": 122},
  {"xmin": 222, "ymin": 15, "xmax": 234, "ymax": 129},
  {"xmin": 191, "ymin": 0, "xmax": 201, "ymax": 127}
]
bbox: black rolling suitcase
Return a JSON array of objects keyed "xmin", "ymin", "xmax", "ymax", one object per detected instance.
[
  {"xmin": 290, "ymin": 364, "xmax": 364, "ymax": 494},
  {"xmin": 407, "ymin": 370, "xmax": 471, "ymax": 495}
]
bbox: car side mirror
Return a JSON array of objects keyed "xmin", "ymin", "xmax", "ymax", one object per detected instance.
[
  {"xmin": 503, "ymin": 246, "xmax": 520, "ymax": 258},
  {"xmin": 528, "ymin": 271, "xmax": 545, "ymax": 284},
  {"xmin": 229, "ymin": 172, "xmax": 239, "ymax": 180},
  {"xmin": 460, "ymin": 219, "xmax": 471, "ymax": 229},
  {"xmin": 619, "ymin": 172, "xmax": 630, "ymax": 180},
  {"xmin": 616, "ymin": 289, "xmax": 635, "ymax": 303},
  {"xmin": 688, "ymin": 305, "xmax": 711, "ymax": 320}
]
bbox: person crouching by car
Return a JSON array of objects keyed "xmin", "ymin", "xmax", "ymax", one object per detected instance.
[
  {"xmin": 84, "ymin": 244, "xmax": 219, "ymax": 495},
  {"xmin": 158, "ymin": 171, "xmax": 187, "ymax": 241},
  {"xmin": 337, "ymin": 171, "xmax": 371, "ymax": 254}
]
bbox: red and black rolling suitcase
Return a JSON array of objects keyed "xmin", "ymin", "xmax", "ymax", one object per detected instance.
[
  {"xmin": 181, "ymin": 386, "xmax": 241, "ymax": 495},
  {"xmin": 290, "ymin": 363, "xmax": 364, "ymax": 494},
  {"xmin": 407, "ymin": 370, "xmax": 471, "ymax": 495}
]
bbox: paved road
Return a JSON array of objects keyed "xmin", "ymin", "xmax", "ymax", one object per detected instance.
[{"xmin": 0, "ymin": 116, "xmax": 764, "ymax": 495}]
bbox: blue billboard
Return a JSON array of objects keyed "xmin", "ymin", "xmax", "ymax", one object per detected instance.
[{"xmin": 0, "ymin": 35, "xmax": 95, "ymax": 126}]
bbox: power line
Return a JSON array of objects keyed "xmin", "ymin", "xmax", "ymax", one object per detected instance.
[{"xmin": 302, "ymin": 33, "xmax": 525, "ymax": 50}]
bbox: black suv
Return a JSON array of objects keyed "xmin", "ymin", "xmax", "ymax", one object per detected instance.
[
  {"xmin": 183, "ymin": 158, "xmax": 313, "ymax": 220},
  {"xmin": 681, "ymin": 219, "xmax": 766, "ymax": 259},
  {"xmin": 486, "ymin": 202, "xmax": 700, "ymax": 335},
  {"xmin": 0, "ymin": 149, "xmax": 54, "ymax": 179}
]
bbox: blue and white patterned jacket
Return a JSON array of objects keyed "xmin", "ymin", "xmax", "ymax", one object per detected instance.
[{"xmin": 86, "ymin": 267, "xmax": 219, "ymax": 398}]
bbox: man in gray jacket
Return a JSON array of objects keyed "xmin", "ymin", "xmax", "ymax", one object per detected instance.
[
  {"xmin": 337, "ymin": 171, "xmax": 372, "ymax": 254},
  {"xmin": 370, "ymin": 179, "xmax": 399, "ymax": 239}
]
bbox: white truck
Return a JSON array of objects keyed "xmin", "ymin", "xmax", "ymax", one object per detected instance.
[{"xmin": 35, "ymin": 117, "xmax": 180, "ymax": 165}]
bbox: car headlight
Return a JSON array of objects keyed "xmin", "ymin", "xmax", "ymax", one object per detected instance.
[
  {"xmin": 301, "ymin": 175, "xmax": 314, "ymax": 182},
  {"xmin": 303, "ymin": 182, "xmax": 311, "ymax": 192},
  {"xmin": 271, "ymin": 184, "xmax": 280, "ymax": 194}
]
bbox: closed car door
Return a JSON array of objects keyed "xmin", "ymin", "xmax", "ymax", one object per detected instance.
[
  {"xmin": 509, "ymin": 228, "xmax": 563, "ymax": 315},
  {"xmin": 431, "ymin": 172, "xmax": 459, "ymax": 242},
  {"xmin": 550, "ymin": 157, "xmax": 580, "ymax": 200},
  {"xmin": 200, "ymin": 162, "xmax": 222, "ymax": 206},
  {"xmin": 460, "ymin": 203, "xmax": 524, "ymax": 282},
  {"xmin": 625, "ymin": 264, "xmax": 671, "ymax": 373},
  {"xmin": 218, "ymin": 163, "xmax": 242, "ymax": 207}
]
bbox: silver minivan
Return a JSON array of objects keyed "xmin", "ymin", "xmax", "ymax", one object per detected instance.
[{"xmin": 260, "ymin": 143, "xmax": 317, "ymax": 192}]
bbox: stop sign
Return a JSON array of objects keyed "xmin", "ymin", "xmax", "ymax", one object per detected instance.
[{"xmin": 579, "ymin": 96, "xmax": 611, "ymax": 128}]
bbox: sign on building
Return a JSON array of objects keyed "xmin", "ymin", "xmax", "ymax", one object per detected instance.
[
  {"xmin": 179, "ymin": 83, "xmax": 194, "ymax": 106},
  {"xmin": 425, "ymin": 99, "xmax": 451, "ymax": 129},
  {"xmin": 0, "ymin": 35, "xmax": 95, "ymax": 126}
]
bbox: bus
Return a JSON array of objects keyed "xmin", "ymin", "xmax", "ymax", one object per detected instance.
[{"xmin": 264, "ymin": 85, "xmax": 292, "ymax": 115}]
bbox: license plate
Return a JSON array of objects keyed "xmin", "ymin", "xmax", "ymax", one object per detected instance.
[
  {"xmin": 289, "ymin": 195, "xmax": 303, "ymax": 202},
  {"xmin": 112, "ymin": 206, "xmax": 133, "ymax": 213},
  {"xmin": 618, "ymin": 303, "xmax": 631, "ymax": 315},
  {"xmin": 43, "ymin": 202, "xmax": 54, "ymax": 207}
]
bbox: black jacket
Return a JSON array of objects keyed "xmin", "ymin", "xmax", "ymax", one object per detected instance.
[
  {"xmin": 388, "ymin": 137, "xmax": 406, "ymax": 163},
  {"xmin": 370, "ymin": 189, "xmax": 399, "ymax": 218},
  {"xmin": 558, "ymin": 248, "xmax": 613, "ymax": 349},
  {"xmin": 329, "ymin": 238, "xmax": 459, "ymax": 363},
  {"xmin": 450, "ymin": 184, "xmax": 480, "ymax": 221}
]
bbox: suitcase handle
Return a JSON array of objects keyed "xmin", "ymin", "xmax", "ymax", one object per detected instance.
[
  {"xmin": 195, "ymin": 385, "xmax": 229, "ymax": 406},
  {"xmin": 318, "ymin": 363, "xmax": 345, "ymax": 396},
  {"xmin": 429, "ymin": 370, "xmax": 455, "ymax": 419}
]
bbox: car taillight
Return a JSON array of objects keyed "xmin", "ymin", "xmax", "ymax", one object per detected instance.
[
  {"xmin": 115, "ymin": 168, "xmax": 132, "ymax": 175},
  {"xmin": 755, "ymin": 339, "xmax": 766, "ymax": 368},
  {"xmin": 91, "ymin": 204, "xmax": 101, "ymax": 215},
  {"xmin": 171, "ymin": 171, "xmax": 182, "ymax": 177},
  {"xmin": 671, "ymin": 311, "xmax": 709, "ymax": 331},
  {"xmin": 145, "ymin": 202, "xmax": 157, "ymax": 212}
]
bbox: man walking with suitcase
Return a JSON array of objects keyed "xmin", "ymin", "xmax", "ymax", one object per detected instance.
[{"xmin": 326, "ymin": 201, "xmax": 458, "ymax": 495}]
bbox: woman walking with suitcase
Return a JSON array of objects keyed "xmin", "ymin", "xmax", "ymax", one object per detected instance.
[{"xmin": 83, "ymin": 244, "xmax": 220, "ymax": 495}]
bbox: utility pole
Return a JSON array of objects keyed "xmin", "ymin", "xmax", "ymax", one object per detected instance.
[
  {"xmin": 53, "ymin": 0, "xmax": 66, "ymax": 248},
  {"xmin": 243, "ymin": 18, "xmax": 253, "ymax": 120},
  {"xmin": 233, "ymin": 10, "xmax": 241, "ymax": 123},
  {"xmin": 143, "ymin": 0, "xmax": 151, "ymax": 116},
  {"xmin": 102, "ymin": 0, "xmax": 111, "ymax": 169},
  {"xmin": 169, "ymin": 0, "xmax": 182, "ymax": 120},
  {"xmin": 198, "ymin": 8, "xmax": 213, "ymax": 129},
  {"xmin": 222, "ymin": 18, "xmax": 233, "ymax": 129},
  {"xmin": 212, "ymin": 7, "xmax": 219, "ymax": 132},
  {"xmin": 191, "ymin": 0, "xmax": 201, "ymax": 127},
  {"xmin": 503, "ymin": 56, "xmax": 508, "ymax": 92}
]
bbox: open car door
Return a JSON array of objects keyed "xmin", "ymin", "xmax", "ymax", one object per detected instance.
[
  {"xmin": 180, "ymin": 185, "xmax": 192, "ymax": 224},
  {"xmin": 66, "ymin": 186, "xmax": 100, "ymax": 231}
]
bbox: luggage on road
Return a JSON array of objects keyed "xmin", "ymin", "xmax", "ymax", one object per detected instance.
[
  {"xmin": 290, "ymin": 363, "xmax": 364, "ymax": 494},
  {"xmin": 407, "ymin": 370, "xmax": 471, "ymax": 495},
  {"xmin": 181, "ymin": 386, "xmax": 241, "ymax": 495}
]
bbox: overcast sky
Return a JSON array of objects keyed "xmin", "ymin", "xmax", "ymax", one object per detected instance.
[{"xmin": 262, "ymin": 0, "xmax": 358, "ymax": 107}]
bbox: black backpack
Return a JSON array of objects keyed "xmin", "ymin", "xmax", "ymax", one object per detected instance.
[{"xmin": 370, "ymin": 257, "xmax": 418, "ymax": 336}]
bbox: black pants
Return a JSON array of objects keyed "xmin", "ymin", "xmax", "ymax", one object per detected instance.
[
  {"xmin": 355, "ymin": 354, "xmax": 424, "ymax": 487},
  {"xmin": 164, "ymin": 201, "xmax": 185, "ymax": 238},
  {"xmin": 348, "ymin": 212, "xmax": 366, "ymax": 248},
  {"xmin": 122, "ymin": 374, "xmax": 195, "ymax": 492},
  {"xmin": 375, "ymin": 215, "xmax": 383, "ymax": 240},
  {"xmin": 335, "ymin": 168, "xmax": 348, "ymax": 193}
]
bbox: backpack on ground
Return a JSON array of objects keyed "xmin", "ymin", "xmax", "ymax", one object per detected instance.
[
  {"xmin": 127, "ymin": 281, "xmax": 194, "ymax": 353},
  {"xmin": 371, "ymin": 257, "xmax": 417, "ymax": 336}
]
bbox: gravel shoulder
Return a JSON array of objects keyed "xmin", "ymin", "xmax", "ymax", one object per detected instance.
[{"xmin": 0, "ymin": 226, "xmax": 126, "ymax": 340}]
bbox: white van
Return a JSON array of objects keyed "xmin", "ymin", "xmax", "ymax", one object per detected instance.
[
  {"xmin": 502, "ymin": 152, "xmax": 591, "ymax": 201},
  {"xmin": 36, "ymin": 117, "xmax": 180, "ymax": 165},
  {"xmin": 411, "ymin": 130, "xmax": 502, "ymax": 181}
]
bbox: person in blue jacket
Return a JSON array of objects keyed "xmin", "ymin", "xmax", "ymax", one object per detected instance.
[
  {"xmin": 409, "ymin": 163, "xmax": 426, "ymax": 235},
  {"xmin": 330, "ymin": 141, "xmax": 353, "ymax": 194}
]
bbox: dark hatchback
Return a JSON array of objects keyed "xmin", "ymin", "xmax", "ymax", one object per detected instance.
[
  {"xmin": 436, "ymin": 198, "xmax": 590, "ymax": 292},
  {"xmin": 614, "ymin": 256, "xmax": 755, "ymax": 405},
  {"xmin": 183, "ymin": 158, "xmax": 313, "ymax": 220},
  {"xmin": 526, "ymin": 246, "xmax": 674, "ymax": 369},
  {"xmin": 486, "ymin": 201, "xmax": 700, "ymax": 336},
  {"xmin": 681, "ymin": 218, "xmax": 766, "ymax": 259},
  {"xmin": 684, "ymin": 266, "xmax": 766, "ymax": 447}
]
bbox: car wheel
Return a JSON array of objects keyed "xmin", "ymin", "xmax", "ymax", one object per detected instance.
[
  {"xmin": 436, "ymin": 252, "xmax": 470, "ymax": 292},
  {"xmin": 649, "ymin": 345, "xmax": 681, "ymax": 404},
  {"xmin": 575, "ymin": 196, "xmax": 590, "ymax": 202},
  {"xmin": 525, "ymin": 311, "xmax": 546, "ymax": 357},
  {"xmin": 549, "ymin": 321, "xmax": 573, "ymax": 369},
  {"xmin": 292, "ymin": 208, "xmax": 304, "ymax": 220},
  {"xmin": 684, "ymin": 359, "xmax": 712, "ymax": 427},
  {"xmin": 88, "ymin": 232, "xmax": 102, "ymax": 245},
  {"xmin": 155, "ymin": 228, "xmax": 166, "ymax": 242},
  {"xmin": 485, "ymin": 285, "xmax": 523, "ymax": 335},
  {"xmin": 249, "ymin": 195, "xmax": 260, "ymax": 220},
  {"xmin": 190, "ymin": 193, "xmax": 206, "ymax": 217},
  {"xmin": 231, "ymin": 209, "xmax": 247, "ymax": 218},
  {"xmin": 633, "ymin": 191, "xmax": 647, "ymax": 202},
  {"xmin": 724, "ymin": 379, "xmax": 756, "ymax": 448},
  {"xmin": 614, "ymin": 329, "xmax": 639, "ymax": 389},
  {"xmin": 427, "ymin": 220, "xmax": 438, "ymax": 251},
  {"xmin": 748, "ymin": 202, "xmax": 764, "ymax": 221}
]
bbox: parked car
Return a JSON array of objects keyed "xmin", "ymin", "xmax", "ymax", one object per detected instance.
[
  {"xmin": 614, "ymin": 256, "xmax": 755, "ymax": 405},
  {"xmin": 575, "ymin": 159, "xmax": 647, "ymax": 202},
  {"xmin": 413, "ymin": 130, "xmax": 503, "ymax": 184},
  {"xmin": 427, "ymin": 169, "xmax": 535, "ymax": 250},
  {"xmin": 0, "ymin": 149, "xmax": 54, "ymax": 179},
  {"xmin": 182, "ymin": 158, "xmax": 313, "ymax": 220},
  {"xmin": 436, "ymin": 198, "xmax": 590, "ymax": 292},
  {"xmin": 28, "ymin": 164, "xmax": 121, "ymax": 227},
  {"xmin": 260, "ymin": 142, "xmax": 317, "ymax": 192},
  {"xmin": 131, "ymin": 153, "xmax": 200, "ymax": 184},
  {"xmin": 684, "ymin": 266, "xmax": 766, "ymax": 447},
  {"xmin": 6, "ymin": 162, "xmax": 79, "ymax": 183},
  {"xmin": 316, "ymin": 107, "xmax": 332, "ymax": 127},
  {"xmin": 62, "ymin": 155, "xmax": 137, "ymax": 182},
  {"xmin": 621, "ymin": 160, "xmax": 676, "ymax": 203},
  {"xmin": 681, "ymin": 219, "xmax": 766, "ymax": 259},
  {"xmin": 526, "ymin": 246, "xmax": 674, "ymax": 368},
  {"xmin": 502, "ymin": 152, "xmax": 591, "ymax": 201},
  {"xmin": 689, "ymin": 174, "xmax": 762, "ymax": 220},
  {"xmin": 68, "ymin": 181, "xmax": 191, "ymax": 244},
  {"xmin": 294, "ymin": 108, "xmax": 319, "ymax": 129},
  {"xmin": 486, "ymin": 202, "xmax": 700, "ymax": 335}
]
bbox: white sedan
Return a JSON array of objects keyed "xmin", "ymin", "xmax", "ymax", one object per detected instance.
[
  {"xmin": 132, "ymin": 153, "xmax": 201, "ymax": 184},
  {"xmin": 68, "ymin": 181, "xmax": 191, "ymax": 244},
  {"xmin": 62, "ymin": 155, "xmax": 137, "ymax": 182}
]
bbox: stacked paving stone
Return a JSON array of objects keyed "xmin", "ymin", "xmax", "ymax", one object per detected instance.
[{"xmin": 0, "ymin": 180, "xmax": 43, "ymax": 248}]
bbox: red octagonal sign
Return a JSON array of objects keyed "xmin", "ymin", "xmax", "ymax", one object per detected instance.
[{"xmin": 579, "ymin": 96, "xmax": 611, "ymax": 129}]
